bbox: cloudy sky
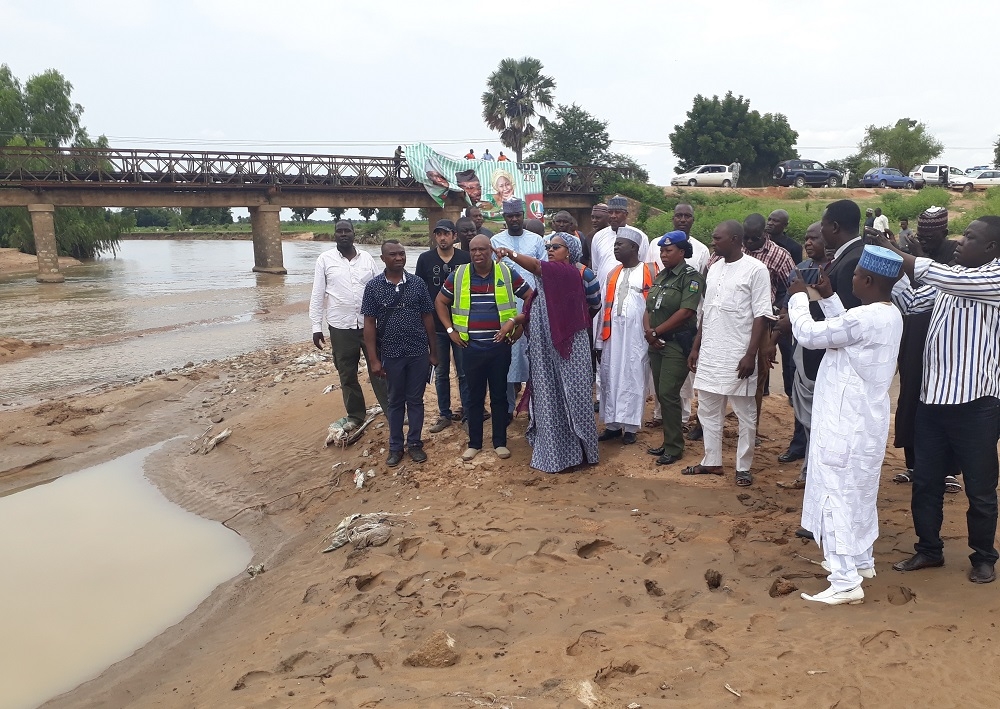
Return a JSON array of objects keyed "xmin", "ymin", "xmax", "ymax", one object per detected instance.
[{"xmin": 4, "ymin": 0, "xmax": 998, "ymax": 188}]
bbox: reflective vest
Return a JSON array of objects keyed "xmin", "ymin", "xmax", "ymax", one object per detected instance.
[
  {"xmin": 451, "ymin": 262, "xmax": 518, "ymax": 342},
  {"xmin": 601, "ymin": 263, "xmax": 656, "ymax": 340}
]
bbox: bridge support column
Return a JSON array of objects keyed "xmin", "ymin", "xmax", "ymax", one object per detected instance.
[
  {"xmin": 568, "ymin": 207, "xmax": 593, "ymax": 235},
  {"xmin": 28, "ymin": 204, "xmax": 64, "ymax": 283},
  {"xmin": 250, "ymin": 205, "xmax": 287, "ymax": 274},
  {"xmin": 426, "ymin": 205, "xmax": 463, "ymax": 241}
]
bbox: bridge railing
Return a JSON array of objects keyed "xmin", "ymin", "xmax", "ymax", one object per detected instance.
[{"xmin": 0, "ymin": 147, "xmax": 630, "ymax": 194}]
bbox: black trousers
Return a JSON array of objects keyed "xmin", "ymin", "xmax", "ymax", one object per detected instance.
[
  {"xmin": 912, "ymin": 396, "xmax": 1000, "ymax": 566},
  {"xmin": 463, "ymin": 344, "xmax": 511, "ymax": 449}
]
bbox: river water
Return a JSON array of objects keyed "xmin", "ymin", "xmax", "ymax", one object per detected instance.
[
  {"xmin": 0, "ymin": 441, "xmax": 252, "ymax": 709},
  {"xmin": 0, "ymin": 239, "xmax": 426, "ymax": 404}
]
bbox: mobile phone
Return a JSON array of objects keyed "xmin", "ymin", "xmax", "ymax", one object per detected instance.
[{"xmin": 797, "ymin": 267, "xmax": 820, "ymax": 285}]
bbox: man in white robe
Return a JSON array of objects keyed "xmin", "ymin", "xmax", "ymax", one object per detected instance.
[
  {"xmin": 789, "ymin": 245, "xmax": 904, "ymax": 605},
  {"xmin": 596, "ymin": 226, "xmax": 657, "ymax": 445},
  {"xmin": 491, "ymin": 198, "xmax": 546, "ymax": 416},
  {"xmin": 685, "ymin": 220, "xmax": 772, "ymax": 486}
]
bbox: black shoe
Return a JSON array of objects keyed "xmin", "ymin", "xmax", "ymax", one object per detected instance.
[
  {"xmin": 598, "ymin": 428, "xmax": 623, "ymax": 441},
  {"xmin": 892, "ymin": 552, "xmax": 944, "ymax": 572},
  {"xmin": 686, "ymin": 425, "xmax": 703, "ymax": 441},
  {"xmin": 409, "ymin": 448, "xmax": 427, "ymax": 464},
  {"xmin": 794, "ymin": 528, "xmax": 815, "ymax": 540},
  {"xmin": 778, "ymin": 450, "xmax": 805, "ymax": 463},
  {"xmin": 656, "ymin": 453, "xmax": 681, "ymax": 465},
  {"xmin": 387, "ymin": 450, "xmax": 404, "ymax": 467},
  {"xmin": 622, "ymin": 432, "xmax": 637, "ymax": 445},
  {"xmin": 647, "ymin": 446, "xmax": 665, "ymax": 456},
  {"xmin": 970, "ymin": 562, "xmax": 996, "ymax": 584}
]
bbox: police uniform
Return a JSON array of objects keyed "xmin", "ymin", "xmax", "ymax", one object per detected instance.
[{"xmin": 646, "ymin": 259, "xmax": 705, "ymax": 459}]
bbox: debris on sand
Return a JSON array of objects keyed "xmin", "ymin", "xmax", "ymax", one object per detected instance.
[
  {"xmin": 404, "ymin": 629, "xmax": 460, "ymax": 668},
  {"xmin": 202, "ymin": 428, "xmax": 232, "ymax": 454},
  {"xmin": 321, "ymin": 512, "xmax": 397, "ymax": 553},
  {"xmin": 705, "ymin": 568, "xmax": 722, "ymax": 590},
  {"xmin": 769, "ymin": 578, "xmax": 798, "ymax": 597}
]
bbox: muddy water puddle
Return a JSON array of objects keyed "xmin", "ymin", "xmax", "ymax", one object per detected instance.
[{"xmin": 0, "ymin": 442, "xmax": 252, "ymax": 709}]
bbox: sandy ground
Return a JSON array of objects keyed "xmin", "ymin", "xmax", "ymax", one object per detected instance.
[
  {"xmin": 0, "ymin": 248, "xmax": 81, "ymax": 276},
  {"xmin": 2, "ymin": 343, "xmax": 998, "ymax": 709}
]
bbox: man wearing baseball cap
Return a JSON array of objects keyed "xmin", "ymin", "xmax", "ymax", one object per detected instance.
[{"xmin": 416, "ymin": 219, "xmax": 471, "ymax": 432}]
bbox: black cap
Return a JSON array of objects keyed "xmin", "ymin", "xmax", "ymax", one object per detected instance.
[{"xmin": 433, "ymin": 219, "xmax": 455, "ymax": 232}]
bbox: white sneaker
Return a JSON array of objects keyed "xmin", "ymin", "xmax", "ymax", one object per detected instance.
[
  {"xmin": 801, "ymin": 585, "xmax": 864, "ymax": 605},
  {"xmin": 821, "ymin": 560, "xmax": 876, "ymax": 578},
  {"xmin": 462, "ymin": 447, "xmax": 480, "ymax": 461},
  {"xmin": 495, "ymin": 446, "xmax": 511, "ymax": 459}
]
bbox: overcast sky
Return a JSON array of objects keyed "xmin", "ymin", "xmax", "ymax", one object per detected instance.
[{"xmin": 4, "ymin": 0, "xmax": 998, "ymax": 189}]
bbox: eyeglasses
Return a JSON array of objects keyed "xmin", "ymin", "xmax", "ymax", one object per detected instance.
[{"xmin": 545, "ymin": 243, "xmax": 566, "ymax": 251}]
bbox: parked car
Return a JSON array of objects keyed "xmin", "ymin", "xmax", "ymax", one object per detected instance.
[
  {"xmin": 772, "ymin": 159, "xmax": 843, "ymax": 188},
  {"xmin": 670, "ymin": 164, "xmax": 735, "ymax": 187},
  {"xmin": 949, "ymin": 169, "xmax": 1000, "ymax": 192},
  {"xmin": 539, "ymin": 160, "xmax": 577, "ymax": 186},
  {"xmin": 966, "ymin": 165, "xmax": 996, "ymax": 174},
  {"xmin": 909, "ymin": 164, "xmax": 967, "ymax": 187},
  {"xmin": 862, "ymin": 167, "xmax": 921, "ymax": 189}
]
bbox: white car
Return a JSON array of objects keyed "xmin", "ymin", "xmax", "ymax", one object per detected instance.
[
  {"xmin": 949, "ymin": 169, "xmax": 1000, "ymax": 192},
  {"xmin": 671, "ymin": 164, "xmax": 735, "ymax": 187},
  {"xmin": 909, "ymin": 164, "xmax": 967, "ymax": 187}
]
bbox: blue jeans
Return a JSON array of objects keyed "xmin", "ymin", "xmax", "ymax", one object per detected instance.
[
  {"xmin": 912, "ymin": 396, "xmax": 1000, "ymax": 566},
  {"xmin": 434, "ymin": 332, "xmax": 468, "ymax": 419},
  {"xmin": 464, "ymin": 344, "xmax": 511, "ymax": 449},
  {"xmin": 382, "ymin": 354, "xmax": 429, "ymax": 453}
]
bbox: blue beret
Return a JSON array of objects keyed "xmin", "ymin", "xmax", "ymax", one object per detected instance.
[{"xmin": 657, "ymin": 230, "xmax": 689, "ymax": 247}]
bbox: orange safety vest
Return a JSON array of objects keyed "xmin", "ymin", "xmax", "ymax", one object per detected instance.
[{"xmin": 600, "ymin": 263, "xmax": 657, "ymax": 340}]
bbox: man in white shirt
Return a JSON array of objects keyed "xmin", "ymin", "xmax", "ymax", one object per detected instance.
[
  {"xmin": 684, "ymin": 220, "xmax": 772, "ymax": 487},
  {"xmin": 873, "ymin": 208, "xmax": 890, "ymax": 237},
  {"xmin": 310, "ymin": 220, "xmax": 389, "ymax": 428}
]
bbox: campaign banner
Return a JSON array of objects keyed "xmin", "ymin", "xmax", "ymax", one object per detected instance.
[{"xmin": 405, "ymin": 143, "xmax": 544, "ymax": 220}]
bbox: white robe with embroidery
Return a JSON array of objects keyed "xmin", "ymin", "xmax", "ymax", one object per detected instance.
[
  {"xmin": 597, "ymin": 267, "xmax": 650, "ymax": 428},
  {"xmin": 789, "ymin": 292, "xmax": 903, "ymax": 555}
]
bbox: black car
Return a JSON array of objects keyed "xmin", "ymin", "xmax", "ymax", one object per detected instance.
[{"xmin": 773, "ymin": 159, "xmax": 843, "ymax": 188}]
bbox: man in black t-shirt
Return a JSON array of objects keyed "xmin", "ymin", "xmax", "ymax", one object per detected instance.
[{"xmin": 415, "ymin": 219, "xmax": 472, "ymax": 431}]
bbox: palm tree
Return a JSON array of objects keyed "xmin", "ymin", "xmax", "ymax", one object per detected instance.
[{"xmin": 481, "ymin": 57, "xmax": 556, "ymax": 163}]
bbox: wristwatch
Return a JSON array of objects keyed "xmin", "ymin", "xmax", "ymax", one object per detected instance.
[
  {"xmin": 510, "ymin": 251, "xmax": 518, "ymax": 258},
  {"xmin": 446, "ymin": 327, "xmax": 454, "ymax": 334}
]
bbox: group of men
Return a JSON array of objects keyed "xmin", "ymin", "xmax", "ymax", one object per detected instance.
[
  {"xmin": 464, "ymin": 149, "xmax": 510, "ymax": 162},
  {"xmin": 309, "ymin": 193, "xmax": 1000, "ymax": 604}
]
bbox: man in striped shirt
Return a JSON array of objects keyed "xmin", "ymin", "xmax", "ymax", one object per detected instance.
[{"xmin": 886, "ymin": 216, "xmax": 1000, "ymax": 584}]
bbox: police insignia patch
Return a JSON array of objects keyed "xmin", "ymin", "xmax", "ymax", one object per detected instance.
[{"xmin": 689, "ymin": 281, "xmax": 700, "ymax": 293}]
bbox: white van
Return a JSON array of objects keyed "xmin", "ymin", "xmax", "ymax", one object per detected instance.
[{"xmin": 909, "ymin": 164, "xmax": 967, "ymax": 187}]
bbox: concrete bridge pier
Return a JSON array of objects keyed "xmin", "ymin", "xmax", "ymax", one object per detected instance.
[
  {"xmin": 567, "ymin": 207, "xmax": 593, "ymax": 235},
  {"xmin": 250, "ymin": 205, "xmax": 287, "ymax": 274},
  {"xmin": 426, "ymin": 205, "xmax": 464, "ymax": 238},
  {"xmin": 28, "ymin": 204, "xmax": 64, "ymax": 283}
]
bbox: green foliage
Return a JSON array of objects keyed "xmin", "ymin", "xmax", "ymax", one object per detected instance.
[
  {"xmin": 949, "ymin": 187, "xmax": 1000, "ymax": 235},
  {"xmin": 376, "ymin": 207, "xmax": 405, "ymax": 225},
  {"xmin": 481, "ymin": 57, "xmax": 556, "ymax": 162},
  {"xmin": 859, "ymin": 118, "xmax": 943, "ymax": 173},
  {"xmin": 357, "ymin": 220, "xmax": 389, "ymax": 242},
  {"xmin": 290, "ymin": 207, "xmax": 315, "ymax": 222},
  {"xmin": 825, "ymin": 154, "xmax": 877, "ymax": 187},
  {"xmin": 119, "ymin": 207, "xmax": 182, "ymax": 228},
  {"xmin": 877, "ymin": 187, "xmax": 951, "ymax": 222},
  {"xmin": 528, "ymin": 103, "xmax": 610, "ymax": 164},
  {"xmin": 994, "ymin": 137, "xmax": 1000, "ymax": 167},
  {"xmin": 2, "ymin": 207, "xmax": 128, "ymax": 258},
  {"xmin": 669, "ymin": 92, "xmax": 798, "ymax": 186},
  {"xmin": 784, "ymin": 188, "xmax": 809, "ymax": 200},
  {"xmin": 328, "ymin": 207, "xmax": 346, "ymax": 222},
  {"xmin": 0, "ymin": 64, "xmax": 84, "ymax": 146},
  {"xmin": 185, "ymin": 207, "xmax": 232, "ymax": 226},
  {"xmin": 400, "ymin": 223, "xmax": 411, "ymax": 233},
  {"xmin": 359, "ymin": 207, "xmax": 376, "ymax": 221}
]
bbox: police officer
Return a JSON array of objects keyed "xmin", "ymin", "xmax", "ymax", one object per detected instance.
[{"xmin": 643, "ymin": 230, "xmax": 705, "ymax": 465}]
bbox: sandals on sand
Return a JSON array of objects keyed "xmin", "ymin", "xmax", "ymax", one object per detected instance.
[
  {"xmin": 945, "ymin": 475, "xmax": 962, "ymax": 493},
  {"xmin": 644, "ymin": 418, "xmax": 663, "ymax": 428},
  {"xmin": 777, "ymin": 478, "xmax": 806, "ymax": 490},
  {"xmin": 892, "ymin": 469, "xmax": 913, "ymax": 483},
  {"xmin": 736, "ymin": 470, "xmax": 753, "ymax": 487},
  {"xmin": 681, "ymin": 464, "xmax": 723, "ymax": 476}
]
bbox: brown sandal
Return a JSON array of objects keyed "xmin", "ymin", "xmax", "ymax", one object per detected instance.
[
  {"xmin": 681, "ymin": 464, "xmax": 723, "ymax": 476},
  {"xmin": 736, "ymin": 470, "xmax": 753, "ymax": 487},
  {"xmin": 644, "ymin": 418, "xmax": 663, "ymax": 428}
]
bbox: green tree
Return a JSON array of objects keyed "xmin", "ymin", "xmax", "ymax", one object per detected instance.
[
  {"xmin": 328, "ymin": 207, "xmax": 346, "ymax": 221},
  {"xmin": 290, "ymin": 207, "xmax": 315, "ymax": 222},
  {"xmin": 359, "ymin": 207, "xmax": 376, "ymax": 221},
  {"xmin": 669, "ymin": 92, "xmax": 799, "ymax": 186},
  {"xmin": 993, "ymin": 136, "xmax": 999, "ymax": 166},
  {"xmin": 604, "ymin": 153, "xmax": 649, "ymax": 183},
  {"xmin": 185, "ymin": 207, "xmax": 232, "ymax": 226},
  {"xmin": 376, "ymin": 207, "xmax": 404, "ymax": 225},
  {"xmin": 0, "ymin": 65, "xmax": 27, "ymax": 140},
  {"xmin": 858, "ymin": 118, "xmax": 943, "ymax": 173},
  {"xmin": 527, "ymin": 103, "xmax": 610, "ymax": 164},
  {"xmin": 826, "ymin": 154, "xmax": 877, "ymax": 188},
  {"xmin": 482, "ymin": 57, "xmax": 556, "ymax": 162}
]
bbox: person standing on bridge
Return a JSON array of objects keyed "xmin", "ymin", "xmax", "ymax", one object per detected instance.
[
  {"xmin": 482, "ymin": 149, "xmax": 495, "ymax": 161},
  {"xmin": 310, "ymin": 220, "xmax": 390, "ymax": 432},
  {"xmin": 465, "ymin": 149, "xmax": 476, "ymax": 160},
  {"xmin": 393, "ymin": 145, "xmax": 404, "ymax": 178}
]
